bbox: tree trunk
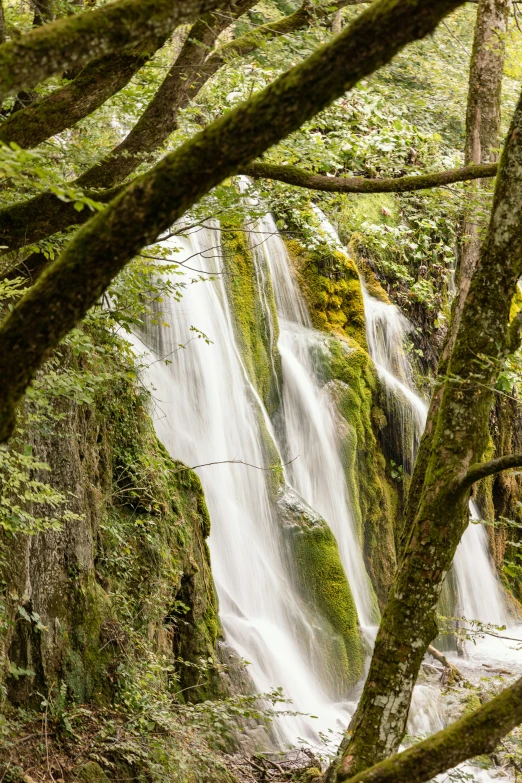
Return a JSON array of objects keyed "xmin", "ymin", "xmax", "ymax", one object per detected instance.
[
  {"xmin": 329, "ymin": 79, "xmax": 522, "ymax": 781},
  {"xmin": 444, "ymin": 0, "xmax": 510, "ymax": 365}
]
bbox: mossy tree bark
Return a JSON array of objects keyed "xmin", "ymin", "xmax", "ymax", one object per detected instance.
[
  {"xmin": 0, "ymin": 35, "xmax": 167, "ymax": 149},
  {"xmin": 445, "ymin": 0, "xmax": 510, "ymax": 362},
  {"xmin": 329, "ymin": 83, "xmax": 522, "ymax": 781},
  {"xmin": 399, "ymin": 0, "xmax": 510, "ymax": 554},
  {"xmin": 0, "ymin": 0, "xmax": 351, "ymax": 252},
  {"xmin": 76, "ymin": 0, "xmax": 257, "ymax": 190},
  {"xmin": 0, "ymin": 0, "xmax": 466, "ymax": 441},
  {"xmin": 0, "ymin": 0, "xmax": 226, "ymax": 102},
  {"xmin": 241, "ymin": 161, "xmax": 498, "ymax": 193}
]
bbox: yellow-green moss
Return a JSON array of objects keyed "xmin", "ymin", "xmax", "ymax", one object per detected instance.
[
  {"xmin": 285, "ymin": 238, "xmax": 368, "ymax": 347},
  {"xmin": 221, "ymin": 217, "xmax": 281, "ymax": 415},
  {"xmin": 278, "ymin": 490, "xmax": 365, "ymax": 695},
  {"xmin": 314, "ymin": 335, "xmax": 398, "ymax": 609},
  {"xmin": 349, "ymin": 233, "xmax": 391, "ymax": 303}
]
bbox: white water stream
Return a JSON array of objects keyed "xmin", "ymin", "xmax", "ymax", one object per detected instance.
[
  {"xmin": 128, "ymin": 203, "xmax": 521, "ymax": 765},
  {"xmin": 130, "ymin": 224, "xmax": 356, "ymax": 747},
  {"xmin": 361, "ymin": 275, "xmax": 509, "ymax": 631}
]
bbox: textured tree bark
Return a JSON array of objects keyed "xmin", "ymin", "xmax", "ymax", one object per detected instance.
[
  {"xmin": 241, "ymin": 161, "xmax": 497, "ymax": 192},
  {"xmin": 443, "ymin": 0, "xmax": 511, "ymax": 365},
  {"xmin": 76, "ymin": 0, "xmax": 256, "ymax": 190},
  {"xmin": 0, "ymin": 36, "xmax": 167, "ymax": 149},
  {"xmin": 0, "ymin": 0, "xmax": 351, "ymax": 251},
  {"xmin": 341, "ymin": 675, "xmax": 522, "ymax": 783},
  {"xmin": 0, "ymin": 0, "xmax": 226, "ymax": 101},
  {"xmin": 68, "ymin": 0, "xmax": 355, "ymax": 190},
  {"xmin": 328, "ymin": 81, "xmax": 522, "ymax": 782},
  {"xmin": 0, "ymin": 1, "xmax": 5, "ymax": 46},
  {"xmin": 0, "ymin": 0, "xmax": 466, "ymax": 442}
]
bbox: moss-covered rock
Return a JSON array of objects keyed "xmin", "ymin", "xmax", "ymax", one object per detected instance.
[
  {"xmin": 285, "ymin": 237, "xmax": 367, "ymax": 348},
  {"xmin": 309, "ymin": 333, "xmax": 399, "ymax": 608},
  {"xmin": 278, "ymin": 488, "xmax": 365, "ymax": 695},
  {"xmin": 221, "ymin": 216, "xmax": 282, "ymax": 415},
  {"xmin": 1, "ymin": 337, "xmax": 221, "ymax": 708},
  {"xmin": 77, "ymin": 762, "xmax": 111, "ymax": 783}
]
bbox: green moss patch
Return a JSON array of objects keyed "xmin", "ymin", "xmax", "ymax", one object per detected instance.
[
  {"xmin": 221, "ymin": 216, "xmax": 282, "ymax": 415},
  {"xmin": 278, "ymin": 489, "xmax": 365, "ymax": 695},
  {"xmin": 285, "ymin": 238, "xmax": 367, "ymax": 348}
]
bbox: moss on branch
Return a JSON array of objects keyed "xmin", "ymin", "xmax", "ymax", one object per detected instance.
[
  {"xmin": 241, "ymin": 161, "xmax": 498, "ymax": 194},
  {"xmin": 0, "ymin": 36, "xmax": 166, "ymax": 149},
  {"xmin": 0, "ymin": 0, "xmax": 437, "ymax": 248},
  {"xmin": 0, "ymin": 0, "xmax": 224, "ymax": 102},
  {"xmin": 461, "ymin": 453, "xmax": 522, "ymax": 490},
  {"xmin": 0, "ymin": 0, "xmax": 466, "ymax": 441}
]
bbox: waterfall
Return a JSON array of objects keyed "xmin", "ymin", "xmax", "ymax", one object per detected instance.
[
  {"xmin": 129, "ymin": 223, "xmax": 359, "ymax": 747},
  {"xmin": 310, "ymin": 207, "xmax": 508, "ymax": 630},
  {"xmin": 248, "ymin": 215, "xmax": 377, "ymax": 631},
  {"xmin": 127, "ymin": 200, "xmax": 514, "ymax": 761}
]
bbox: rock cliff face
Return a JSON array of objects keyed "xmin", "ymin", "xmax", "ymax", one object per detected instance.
[{"xmin": 0, "ymin": 341, "xmax": 234, "ymax": 782}]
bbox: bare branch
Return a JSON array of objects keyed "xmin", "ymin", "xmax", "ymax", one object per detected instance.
[{"xmin": 240, "ymin": 161, "xmax": 498, "ymax": 193}]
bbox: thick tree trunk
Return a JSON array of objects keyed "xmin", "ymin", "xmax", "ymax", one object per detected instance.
[
  {"xmin": 342, "ymin": 674, "xmax": 522, "ymax": 783},
  {"xmin": 444, "ymin": 0, "xmax": 510, "ymax": 364},
  {"xmin": 329, "ymin": 81, "xmax": 522, "ymax": 781}
]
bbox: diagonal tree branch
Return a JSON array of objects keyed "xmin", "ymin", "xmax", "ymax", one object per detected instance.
[
  {"xmin": 342, "ymin": 674, "xmax": 522, "ymax": 783},
  {"xmin": 0, "ymin": 0, "xmax": 227, "ymax": 102},
  {"xmin": 77, "ymin": 0, "xmax": 257, "ymax": 190},
  {"xmin": 75, "ymin": 0, "xmax": 357, "ymax": 190},
  {"xmin": 0, "ymin": 0, "xmax": 466, "ymax": 442},
  {"xmin": 0, "ymin": 0, "xmax": 352, "ymax": 251},
  {"xmin": 0, "ymin": 35, "xmax": 167, "ymax": 149},
  {"xmin": 240, "ymin": 160, "xmax": 498, "ymax": 193}
]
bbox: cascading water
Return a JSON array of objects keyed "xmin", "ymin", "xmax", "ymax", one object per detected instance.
[
  {"xmin": 248, "ymin": 215, "xmax": 377, "ymax": 632},
  {"xmin": 312, "ymin": 208, "xmax": 510, "ymax": 634},
  {"xmin": 128, "ymin": 198, "xmax": 519, "ymax": 767},
  {"xmin": 360, "ymin": 281, "xmax": 508, "ymax": 630},
  {"xmin": 129, "ymin": 223, "xmax": 359, "ymax": 747}
]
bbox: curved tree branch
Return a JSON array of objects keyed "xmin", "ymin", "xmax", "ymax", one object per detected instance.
[
  {"xmin": 240, "ymin": 160, "xmax": 498, "ymax": 193},
  {"xmin": 342, "ymin": 674, "xmax": 522, "ymax": 783},
  {"xmin": 0, "ymin": 0, "xmax": 226, "ymax": 102},
  {"xmin": 0, "ymin": 0, "xmax": 352, "ymax": 251},
  {"xmin": 0, "ymin": 0, "xmax": 466, "ymax": 442},
  {"xmin": 460, "ymin": 453, "xmax": 522, "ymax": 491},
  {"xmin": 76, "ymin": 0, "xmax": 257, "ymax": 190},
  {"xmin": 0, "ymin": 35, "xmax": 167, "ymax": 149}
]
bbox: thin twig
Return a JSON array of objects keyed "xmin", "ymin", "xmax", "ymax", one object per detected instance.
[{"xmin": 172, "ymin": 456, "xmax": 299, "ymax": 473}]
